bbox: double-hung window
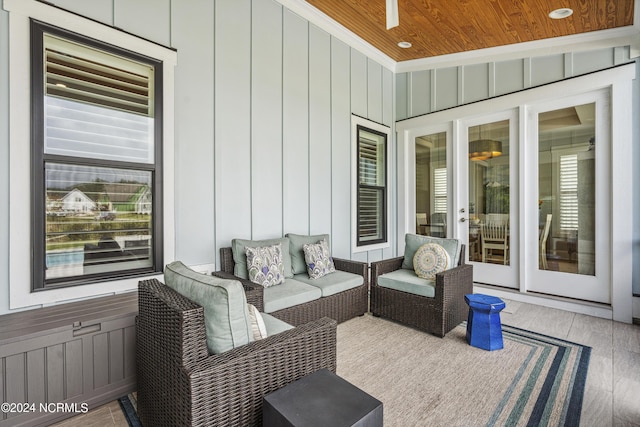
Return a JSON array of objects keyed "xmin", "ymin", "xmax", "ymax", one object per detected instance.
[
  {"xmin": 31, "ymin": 21, "xmax": 163, "ymax": 289},
  {"xmin": 352, "ymin": 116, "xmax": 390, "ymax": 250}
]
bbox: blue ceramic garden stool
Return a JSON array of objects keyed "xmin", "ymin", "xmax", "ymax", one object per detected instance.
[{"xmin": 464, "ymin": 294, "xmax": 506, "ymax": 351}]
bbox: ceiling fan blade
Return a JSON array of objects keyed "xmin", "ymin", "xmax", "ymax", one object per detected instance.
[{"xmin": 386, "ymin": 0, "xmax": 399, "ymax": 29}]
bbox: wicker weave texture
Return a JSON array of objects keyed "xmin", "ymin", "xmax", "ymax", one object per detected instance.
[
  {"xmin": 136, "ymin": 279, "xmax": 337, "ymax": 427},
  {"xmin": 218, "ymin": 247, "xmax": 368, "ymax": 326},
  {"xmin": 370, "ymin": 245, "xmax": 473, "ymax": 337}
]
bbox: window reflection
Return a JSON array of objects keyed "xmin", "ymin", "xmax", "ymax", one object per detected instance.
[{"xmin": 45, "ymin": 163, "xmax": 153, "ymax": 280}]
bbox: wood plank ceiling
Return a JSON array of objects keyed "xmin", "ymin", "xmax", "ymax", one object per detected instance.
[{"xmin": 305, "ymin": 0, "xmax": 635, "ymax": 62}]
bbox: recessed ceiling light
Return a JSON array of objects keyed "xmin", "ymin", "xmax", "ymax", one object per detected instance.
[
  {"xmin": 398, "ymin": 41, "xmax": 412, "ymax": 49},
  {"xmin": 549, "ymin": 8, "xmax": 573, "ymax": 19}
]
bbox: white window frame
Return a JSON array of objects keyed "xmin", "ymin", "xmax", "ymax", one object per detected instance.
[
  {"xmin": 351, "ymin": 115, "xmax": 390, "ymax": 252},
  {"xmin": 6, "ymin": 0, "xmax": 176, "ymax": 309}
]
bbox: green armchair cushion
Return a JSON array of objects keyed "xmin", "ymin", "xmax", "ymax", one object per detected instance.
[
  {"xmin": 164, "ymin": 261, "xmax": 252, "ymax": 354},
  {"xmin": 377, "ymin": 268, "xmax": 436, "ymax": 298},
  {"xmin": 261, "ymin": 313, "xmax": 295, "ymax": 336},
  {"xmin": 401, "ymin": 233, "xmax": 461, "ymax": 271}
]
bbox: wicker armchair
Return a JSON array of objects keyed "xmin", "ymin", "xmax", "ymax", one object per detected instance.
[
  {"xmin": 370, "ymin": 245, "xmax": 473, "ymax": 337},
  {"xmin": 214, "ymin": 247, "xmax": 368, "ymax": 326},
  {"xmin": 136, "ymin": 279, "xmax": 337, "ymax": 427}
]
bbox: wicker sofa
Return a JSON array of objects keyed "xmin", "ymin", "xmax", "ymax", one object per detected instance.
[
  {"xmin": 136, "ymin": 278, "xmax": 337, "ymax": 427},
  {"xmin": 370, "ymin": 235, "xmax": 473, "ymax": 337},
  {"xmin": 214, "ymin": 235, "xmax": 368, "ymax": 326}
]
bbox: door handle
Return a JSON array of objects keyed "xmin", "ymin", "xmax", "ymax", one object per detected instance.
[{"xmin": 460, "ymin": 217, "xmax": 467, "ymax": 223}]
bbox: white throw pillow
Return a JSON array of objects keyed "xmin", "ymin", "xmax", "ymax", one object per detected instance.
[
  {"xmin": 413, "ymin": 243, "xmax": 451, "ymax": 280},
  {"xmin": 247, "ymin": 304, "xmax": 268, "ymax": 341}
]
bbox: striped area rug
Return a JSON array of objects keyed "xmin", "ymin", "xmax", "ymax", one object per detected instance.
[
  {"xmin": 337, "ymin": 314, "xmax": 590, "ymax": 427},
  {"xmin": 120, "ymin": 314, "xmax": 590, "ymax": 427}
]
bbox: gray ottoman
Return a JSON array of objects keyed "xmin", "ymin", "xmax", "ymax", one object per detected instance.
[{"xmin": 263, "ymin": 368, "xmax": 383, "ymax": 427}]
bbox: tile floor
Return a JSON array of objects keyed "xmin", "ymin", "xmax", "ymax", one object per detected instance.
[{"xmin": 52, "ymin": 299, "xmax": 640, "ymax": 426}]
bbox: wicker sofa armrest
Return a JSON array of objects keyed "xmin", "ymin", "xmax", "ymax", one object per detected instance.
[
  {"xmin": 211, "ymin": 270, "xmax": 264, "ymax": 312},
  {"xmin": 332, "ymin": 257, "xmax": 369, "ymax": 286}
]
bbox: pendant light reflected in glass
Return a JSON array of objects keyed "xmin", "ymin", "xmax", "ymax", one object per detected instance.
[
  {"xmin": 469, "ymin": 124, "xmax": 502, "ymax": 161},
  {"xmin": 469, "ymin": 139, "xmax": 503, "ymax": 161}
]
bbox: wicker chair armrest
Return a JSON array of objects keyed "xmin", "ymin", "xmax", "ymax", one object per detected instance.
[
  {"xmin": 194, "ymin": 316, "xmax": 337, "ymax": 373},
  {"xmin": 370, "ymin": 256, "xmax": 405, "ymax": 285},
  {"xmin": 211, "ymin": 270, "xmax": 264, "ymax": 312},
  {"xmin": 137, "ymin": 279, "xmax": 209, "ymax": 368},
  {"xmin": 434, "ymin": 263, "xmax": 474, "ymax": 305},
  {"xmin": 332, "ymin": 257, "xmax": 369, "ymax": 286},
  {"xmin": 186, "ymin": 317, "xmax": 337, "ymax": 425}
]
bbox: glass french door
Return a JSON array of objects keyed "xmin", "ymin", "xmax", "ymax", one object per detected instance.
[
  {"xmin": 525, "ymin": 91, "xmax": 610, "ymax": 303},
  {"xmin": 410, "ymin": 92, "xmax": 611, "ymax": 302},
  {"xmin": 456, "ymin": 111, "xmax": 519, "ymax": 288},
  {"xmin": 403, "ymin": 66, "xmax": 631, "ymax": 313}
]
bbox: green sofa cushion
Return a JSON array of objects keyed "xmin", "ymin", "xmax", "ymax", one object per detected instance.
[
  {"xmin": 401, "ymin": 233, "xmax": 461, "ymax": 271},
  {"xmin": 262, "ymin": 278, "xmax": 322, "ymax": 313},
  {"xmin": 293, "ymin": 271, "xmax": 363, "ymax": 297},
  {"xmin": 377, "ymin": 269, "xmax": 436, "ymax": 298},
  {"xmin": 286, "ymin": 233, "xmax": 331, "ymax": 275},
  {"xmin": 261, "ymin": 313, "xmax": 295, "ymax": 336},
  {"xmin": 232, "ymin": 237, "xmax": 293, "ymax": 279},
  {"xmin": 164, "ymin": 261, "xmax": 252, "ymax": 354}
]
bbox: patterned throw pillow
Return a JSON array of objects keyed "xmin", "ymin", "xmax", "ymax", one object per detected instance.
[
  {"xmin": 413, "ymin": 243, "xmax": 451, "ymax": 280},
  {"xmin": 303, "ymin": 239, "xmax": 336, "ymax": 279},
  {"xmin": 247, "ymin": 304, "xmax": 268, "ymax": 341},
  {"xmin": 245, "ymin": 243, "xmax": 285, "ymax": 287}
]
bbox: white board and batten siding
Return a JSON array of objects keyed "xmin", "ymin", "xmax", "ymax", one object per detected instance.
[
  {"xmin": 209, "ymin": 1, "xmax": 396, "ymax": 265},
  {"xmin": 396, "ymin": 47, "xmax": 633, "ymax": 120}
]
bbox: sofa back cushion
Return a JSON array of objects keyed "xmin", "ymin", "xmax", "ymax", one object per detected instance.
[
  {"xmin": 286, "ymin": 233, "xmax": 331, "ymax": 275},
  {"xmin": 232, "ymin": 237, "xmax": 293, "ymax": 279},
  {"xmin": 164, "ymin": 261, "xmax": 252, "ymax": 354},
  {"xmin": 401, "ymin": 233, "xmax": 461, "ymax": 271}
]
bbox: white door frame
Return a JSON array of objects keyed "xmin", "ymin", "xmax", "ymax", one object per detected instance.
[{"xmin": 395, "ymin": 63, "xmax": 635, "ymax": 323}]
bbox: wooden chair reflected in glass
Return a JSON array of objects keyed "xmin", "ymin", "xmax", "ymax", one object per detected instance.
[{"xmin": 480, "ymin": 222, "xmax": 509, "ymax": 265}]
